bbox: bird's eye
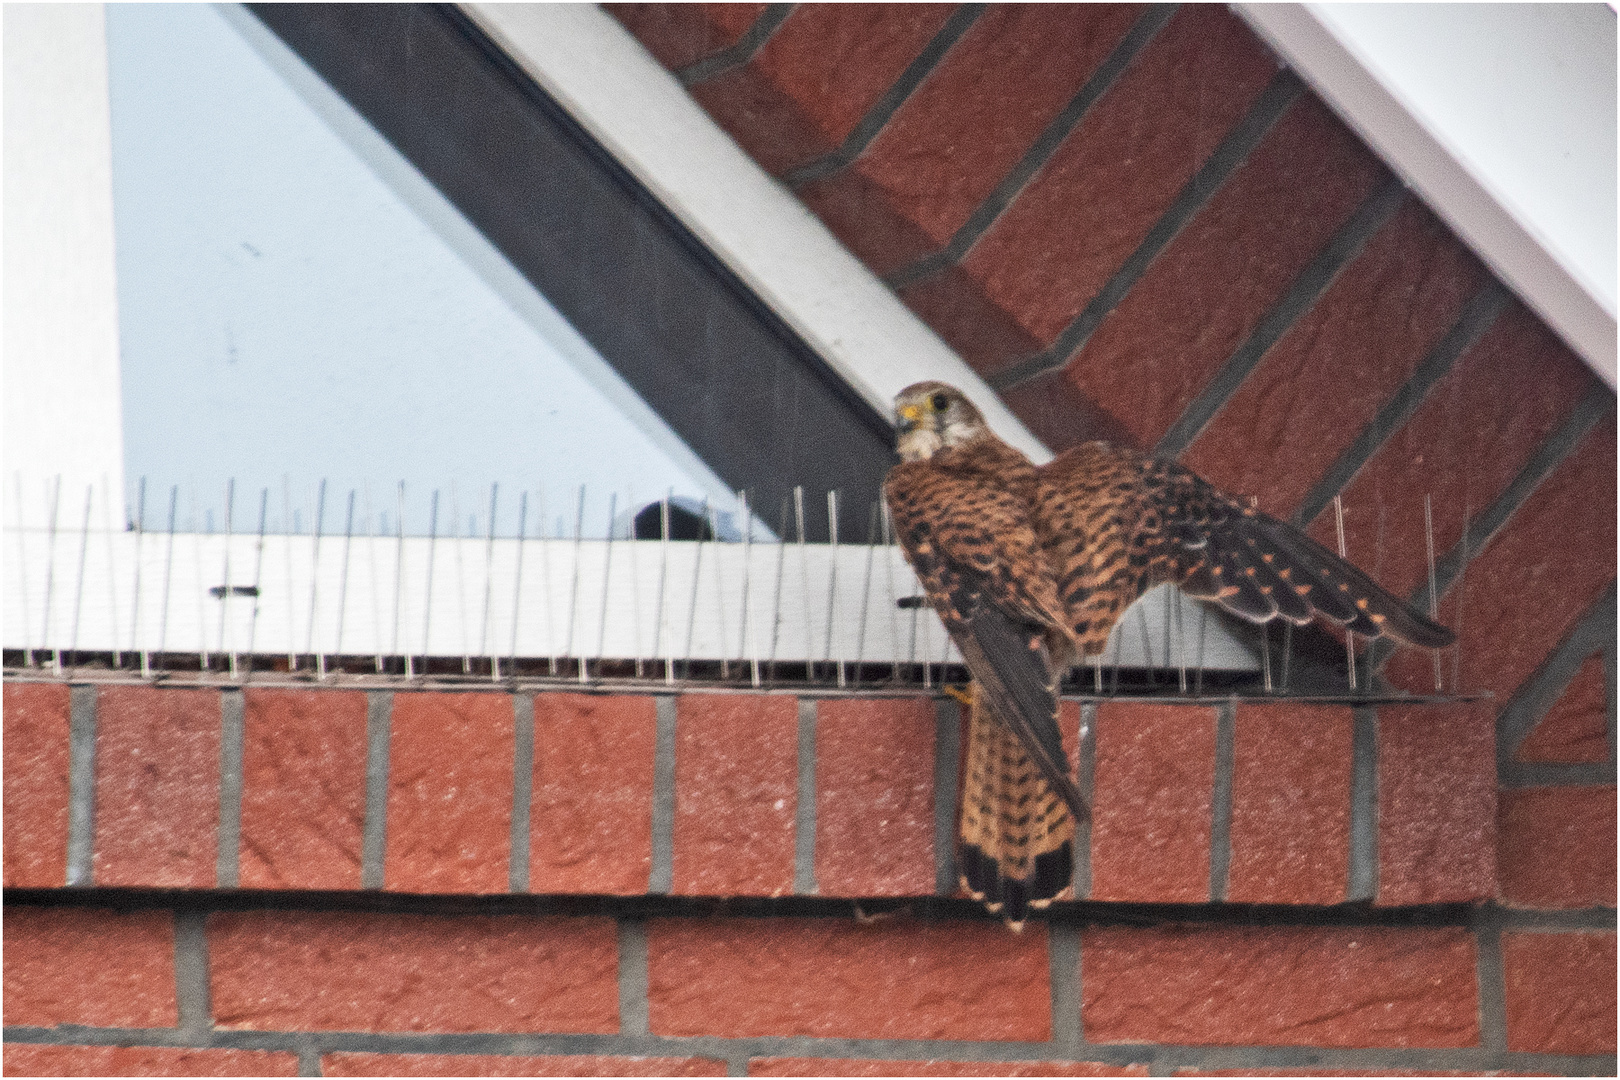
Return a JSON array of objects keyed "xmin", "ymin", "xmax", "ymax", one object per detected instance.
[{"xmin": 931, "ymin": 392, "xmax": 950, "ymax": 412}]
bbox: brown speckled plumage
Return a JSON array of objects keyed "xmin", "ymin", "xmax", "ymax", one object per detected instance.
[{"xmin": 883, "ymin": 382, "xmax": 1453, "ymax": 925}]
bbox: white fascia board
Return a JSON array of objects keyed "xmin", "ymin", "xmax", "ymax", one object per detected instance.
[
  {"xmin": 462, "ymin": 3, "xmax": 1054, "ymax": 463},
  {"xmin": 1236, "ymin": 3, "xmax": 1617, "ymax": 389},
  {"xmin": 3, "ymin": 4, "xmax": 127, "ymax": 527}
]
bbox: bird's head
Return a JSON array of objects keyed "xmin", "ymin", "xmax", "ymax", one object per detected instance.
[{"xmin": 893, "ymin": 381, "xmax": 989, "ymax": 461}]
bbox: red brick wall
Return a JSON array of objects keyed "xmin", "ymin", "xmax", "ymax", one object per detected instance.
[{"xmin": 4, "ymin": 683, "xmax": 1613, "ymax": 1074}]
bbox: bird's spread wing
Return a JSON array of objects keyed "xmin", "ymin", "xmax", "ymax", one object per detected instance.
[
  {"xmin": 885, "ymin": 454, "xmax": 1086, "ymax": 823},
  {"xmin": 1038, "ymin": 444, "xmax": 1455, "ymax": 651}
]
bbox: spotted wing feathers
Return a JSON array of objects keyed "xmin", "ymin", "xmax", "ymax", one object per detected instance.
[{"xmin": 1040, "ymin": 444, "xmax": 1455, "ymax": 651}]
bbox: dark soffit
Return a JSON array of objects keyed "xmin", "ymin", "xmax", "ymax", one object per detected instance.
[{"xmin": 246, "ymin": 3, "xmax": 897, "ymax": 541}]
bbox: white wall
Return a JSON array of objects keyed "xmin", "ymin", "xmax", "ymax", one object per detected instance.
[{"xmin": 4, "ymin": 4, "xmax": 126, "ymax": 528}]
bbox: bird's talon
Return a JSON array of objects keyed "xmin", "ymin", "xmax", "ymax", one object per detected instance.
[{"xmin": 942, "ymin": 684, "xmax": 974, "ymax": 708}]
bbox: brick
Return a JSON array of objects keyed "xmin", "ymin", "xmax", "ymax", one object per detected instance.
[
  {"xmin": 530, "ymin": 692, "xmax": 657, "ymax": 894},
  {"xmin": 324, "ymin": 1053, "xmax": 728, "ymax": 1076},
  {"xmin": 955, "ymin": 6, "xmax": 1278, "ymax": 373},
  {"xmin": 672, "ymin": 694, "xmax": 797, "ymax": 896},
  {"xmin": 899, "ymin": 262, "xmax": 1047, "ymax": 380},
  {"xmin": 1376, "ymin": 704, "xmax": 1496, "ymax": 906},
  {"xmin": 93, "ymin": 685, "xmax": 221, "ymax": 888},
  {"xmin": 690, "ymin": 5, "xmax": 955, "ymax": 177},
  {"xmin": 1063, "ymin": 94, "xmax": 1387, "ymax": 450},
  {"xmin": 1173, "ymin": 1071, "xmax": 1504, "ymax": 1077},
  {"xmin": 1498, "ymin": 786, "xmax": 1616, "ymax": 909},
  {"xmin": 1081, "ymin": 925, "xmax": 1479, "ymax": 1047},
  {"xmin": 647, "ymin": 917, "xmax": 1050, "ymax": 1040},
  {"xmin": 1306, "ymin": 301, "xmax": 1595, "ymax": 604},
  {"xmin": 814, "ymin": 698, "xmax": 935, "ymax": 896},
  {"xmin": 997, "ymin": 367, "xmax": 1142, "ymax": 453},
  {"xmin": 1516, "ymin": 652, "xmax": 1611, "ymax": 763},
  {"xmin": 2, "ymin": 1045, "xmax": 300, "ymax": 1076},
  {"xmin": 1502, "ymin": 931, "xmax": 1617, "ymax": 1054},
  {"xmin": 208, "ymin": 911, "xmax": 617, "ymax": 1033},
  {"xmin": 3, "ymin": 682, "xmax": 71, "ymax": 887},
  {"xmin": 1089, "ymin": 703, "xmax": 1215, "ymax": 903},
  {"xmin": 1183, "ymin": 199, "xmax": 1487, "ymax": 515},
  {"xmin": 3, "ymin": 907, "xmax": 177, "ymax": 1028},
  {"xmin": 1226, "ymin": 705, "xmax": 1351, "ymax": 905},
  {"xmin": 1384, "ymin": 414, "xmax": 1616, "ymax": 703},
  {"xmin": 608, "ymin": 3, "xmax": 767, "ymax": 71},
  {"xmin": 385, "ymin": 692, "xmax": 514, "ymax": 893},
  {"xmin": 751, "ymin": 1061, "xmax": 1148, "ymax": 1077},
  {"xmin": 799, "ymin": 4, "xmax": 1143, "ymax": 275},
  {"xmin": 238, "ymin": 688, "xmax": 367, "ymax": 890}
]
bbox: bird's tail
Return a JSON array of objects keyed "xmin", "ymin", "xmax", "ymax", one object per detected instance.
[{"xmin": 957, "ymin": 682, "xmax": 1075, "ymax": 928}]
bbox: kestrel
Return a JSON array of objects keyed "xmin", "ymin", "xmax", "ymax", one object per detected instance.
[{"xmin": 883, "ymin": 382, "xmax": 1454, "ymax": 925}]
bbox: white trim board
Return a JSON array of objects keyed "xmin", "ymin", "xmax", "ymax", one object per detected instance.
[
  {"xmin": 1238, "ymin": 3, "xmax": 1617, "ymax": 388},
  {"xmin": 3, "ymin": 4, "xmax": 127, "ymax": 526},
  {"xmin": 461, "ymin": 3, "xmax": 1054, "ymax": 464}
]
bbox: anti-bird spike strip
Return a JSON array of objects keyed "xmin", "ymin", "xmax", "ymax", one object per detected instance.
[{"xmin": 0, "ymin": 485, "xmax": 1466, "ymax": 699}]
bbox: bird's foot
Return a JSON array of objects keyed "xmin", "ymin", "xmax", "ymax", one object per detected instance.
[{"xmin": 942, "ymin": 683, "xmax": 974, "ymax": 708}]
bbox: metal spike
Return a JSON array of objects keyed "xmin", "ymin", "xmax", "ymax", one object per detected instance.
[
  {"xmin": 707, "ymin": 500, "xmax": 727, "ymax": 679},
  {"xmin": 156, "ymin": 484, "xmax": 178, "ymax": 675},
  {"xmin": 535, "ymin": 486, "xmax": 558, "ymax": 676},
  {"xmin": 1174, "ymin": 589, "xmax": 1187, "ymax": 695},
  {"xmin": 42, "ymin": 476, "xmax": 62, "ymax": 674},
  {"xmin": 1333, "ymin": 494, "xmax": 1356, "ymax": 692},
  {"xmin": 391, "ymin": 482, "xmax": 406, "ymax": 672},
  {"xmin": 308, "ymin": 479, "xmax": 328, "ymax": 678},
  {"xmin": 220, "ymin": 479, "xmax": 236, "ymax": 678},
  {"xmin": 101, "ymin": 473, "xmax": 122, "ymax": 668},
  {"xmin": 189, "ymin": 484, "xmax": 208, "ymax": 673},
  {"xmin": 1280, "ymin": 622, "xmax": 1293, "ymax": 694},
  {"xmin": 481, "ymin": 483, "xmax": 499, "ymax": 678},
  {"xmin": 11, "ymin": 473, "xmax": 35, "ymax": 666},
  {"xmin": 853, "ymin": 501, "xmax": 879, "ymax": 689},
  {"xmin": 505, "ymin": 490, "xmax": 531, "ymax": 681},
  {"xmin": 825, "ymin": 490, "xmax": 843, "ymax": 687},
  {"xmin": 740, "ymin": 491, "xmax": 760, "ymax": 688},
  {"xmin": 627, "ymin": 485, "xmax": 645, "ymax": 679},
  {"xmin": 1136, "ymin": 602, "xmax": 1154, "ymax": 686},
  {"xmin": 596, "ymin": 492, "xmax": 618, "ymax": 675},
  {"xmin": 69, "ymin": 484, "xmax": 93, "ymax": 669},
  {"xmin": 362, "ymin": 484, "xmax": 383, "ymax": 674},
  {"xmin": 658, "ymin": 491, "xmax": 672, "ymax": 684},
  {"xmin": 681, "ymin": 496, "xmax": 709, "ymax": 681},
  {"xmin": 450, "ymin": 482, "xmax": 471, "ymax": 675},
  {"xmin": 568, "ymin": 485, "xmax": 586, "ymax": 683},
  {"xmin": 243, "ymin": 488, "xmax": 269, "ymax": 679},
  {"xmin": 880, "ymin": 501, "xmax": 901, "ymax": 684},
  {"xmin": 1194, "ymin": 604, "xmax": 1207, "ymax": 697},
  {"xmin": 794, "ymin": 486, "xmax": 811, "ymax": 680},
  {"xmin": 416, "ymin": 489, "xmax": 441, "ymax": 680},
  {"xmin": 1260, "ymin": 619, "xmax": 1272, "ymax": 694},
  {"xmin": 284, "ymin": 477, "xmax": 298, "ymax": 672},
  {"xmin": 133, "ymin": 477, "xmax": 148, "ymax": 677},
  {"xmin": 333, "ymin": 490, "xmax": 357, "ymax": 678},
  {"xmin": 768, "ymin": 494, "xmax": 790, "ymax": 683}
]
